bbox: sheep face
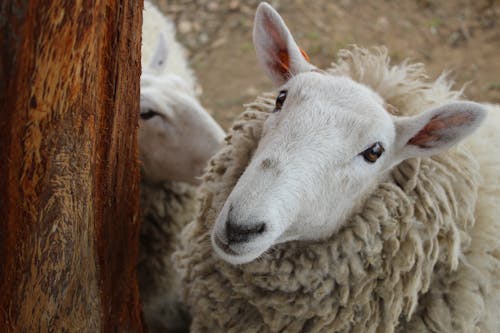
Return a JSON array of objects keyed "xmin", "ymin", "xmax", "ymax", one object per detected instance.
[
  {"xmin": 210, "ymin": 2, "xmax": 486, "ymax": 265},
  {"xmin": 139, "ymin": 73, "xmax": 225, "ymax": 184}
]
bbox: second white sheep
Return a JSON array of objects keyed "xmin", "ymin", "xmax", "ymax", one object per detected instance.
[{"xmin": 138, "ymin": 2, "xmax": 225, "ymax": 332}]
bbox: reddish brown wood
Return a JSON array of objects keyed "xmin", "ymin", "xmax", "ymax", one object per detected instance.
[{"xmin": 0, "ymin": 1, "xmax": 144, "ymax": 332}]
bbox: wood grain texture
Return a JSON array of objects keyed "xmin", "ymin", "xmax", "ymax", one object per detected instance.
[{"xmin": 0, "ymin": 0, "xmax": 144, "ymax": 332}]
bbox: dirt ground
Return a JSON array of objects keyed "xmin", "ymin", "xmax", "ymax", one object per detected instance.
[{"xmin": 152, "ymin": 0, "xmax": 500, "ymax": 130}]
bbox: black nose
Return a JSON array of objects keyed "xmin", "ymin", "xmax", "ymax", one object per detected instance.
[{"xmin": 226, "ymin": 219, "xmax": 266, "ymax": 244}]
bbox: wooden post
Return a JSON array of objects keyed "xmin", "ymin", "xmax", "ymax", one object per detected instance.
[{"xmin": 0, "ymin": 1, "xmax": 144, "ymax": 331}]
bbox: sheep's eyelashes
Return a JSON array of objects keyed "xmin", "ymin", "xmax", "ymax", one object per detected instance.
[
  {"xmin": 361, "ymin": 142, "xmax": 385, "ymax": 163},
  {"xmin": 273, "ymin": 90, "xmax": 287, "ymax": 113},
  {"xmin": 140, "ymin": 109, "xmax": 160, "ymax": 120}
]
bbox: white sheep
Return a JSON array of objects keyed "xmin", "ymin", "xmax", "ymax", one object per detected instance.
[
  {"xmin": 138, "ymin": 2, "xmax": 225, "ymax": 332},
  {"xmin": 174, "ymin": 3, "xmax": 500, "ymax": 332}
]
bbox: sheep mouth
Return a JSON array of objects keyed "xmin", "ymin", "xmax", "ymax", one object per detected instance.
[{"xmin": 214, "ymin": 235, "xmax": 239, "ymax": 256}]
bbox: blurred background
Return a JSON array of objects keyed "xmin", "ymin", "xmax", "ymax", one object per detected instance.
[{"xmin": 151, "ymin": 0, "xmax": 499, "ymax": 129}]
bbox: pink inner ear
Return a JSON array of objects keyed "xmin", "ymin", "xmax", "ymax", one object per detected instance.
[
  {"xmin": 275, "ymin": 49, "xmax": 290, "ymax": 74},
  {"xmin": 272, "ymin": 48, "xmax": 309, "ymax": 77},
  {"xmin": 262, "ymin": 13, "xmax": 309, "ymax": 78},
  {"xmin": 408, "ymin": 111, "xmax": 474, "ymax": 148},
  {"xmin": 261, "ymin": 13, "xmax": 289, "ymax": 76}
]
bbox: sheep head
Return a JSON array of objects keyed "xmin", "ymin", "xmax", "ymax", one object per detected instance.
[
  {"xmin": 211, "ymin": 2, "xmax": 486, "ymax": 265},
  {"xmin": 139, "ymin": 35, "xmax": 225, "ymax": 184}
]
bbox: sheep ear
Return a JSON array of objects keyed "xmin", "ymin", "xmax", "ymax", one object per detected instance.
[
  {"xmin": 253, "ymin": 2, "xmax": 315, "ymax": 86},
  {"xmin": 148, "ymin": 33, "xmax": 168, "ymax": 73},
  {"xmin": 395, "ymin": 102, "xmax": 486, "ymax": 160}
]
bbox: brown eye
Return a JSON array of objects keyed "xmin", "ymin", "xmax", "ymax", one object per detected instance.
[
  {"xmin": 273, "ymin": 90, "xmax": 287, "ymax": 113},
  {"xmin": 140, "ymin": 109, "xmax": 160, "ymax": 120},
  {"xmin": 361, "ymin": 142, "xmax": 385, "ymax": 163}
]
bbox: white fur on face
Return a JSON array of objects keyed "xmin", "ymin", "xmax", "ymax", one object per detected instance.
[
  {"xmin": 139, "ymin": 73, "xmax": 225, "ymax": 184},
  {"xmin": 212, "ymin": 73, "xmax": 397, "ymax": 264}
]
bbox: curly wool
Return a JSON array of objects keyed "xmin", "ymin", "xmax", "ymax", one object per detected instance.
[
  {"xmin": 138, "ymin": 180, "xmax": 197, "ymax": 333},
  {"xmin": 174, "ymin": 47, "xmax": 500, "ymax": 332}
]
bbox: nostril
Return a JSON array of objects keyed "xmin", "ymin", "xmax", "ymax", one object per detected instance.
[
  {"xmin": 256, "ymin": 223, "xmax": 266, "ymax": 234},
  {"xmin": 226, "ymin": 219, "xmax": 267, "ymax": 244}
]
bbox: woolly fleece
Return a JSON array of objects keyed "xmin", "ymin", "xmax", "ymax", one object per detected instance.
[
  {"xmin": 138, "ymin": 180, "xmax": 197, "ymax": 332},
  {"xmin": 174, "ymin": 47, "xmax": 500, "ymax": 333}
]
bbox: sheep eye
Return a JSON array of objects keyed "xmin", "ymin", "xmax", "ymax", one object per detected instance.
[
  {"xmin": 361, "ymin": 142, "xmax": 385, "ymax": 163},
  {"xmin": 140, "ymin": 109, "xmax": 160, "ymax": 120},
  {"xmin": 273, "ymin": 90, "xmax": 287, "ymax": 113}
]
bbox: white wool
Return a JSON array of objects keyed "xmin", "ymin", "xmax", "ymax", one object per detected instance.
[
  {"xmin": 142, "ymin": 1, "xmax": 196, "ymax": 91},
  {"xmin": 461, "ymin": 103, "xmax": 500, "ymax": 333},
  {"xmin": 138, "ymin": 180, "xmax": 196, "ymax": 333}
]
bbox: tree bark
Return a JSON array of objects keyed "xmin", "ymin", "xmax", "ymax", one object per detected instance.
[{"xmin": 0, "ymin": 1, "xmax": 144, "ymax": 332}]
